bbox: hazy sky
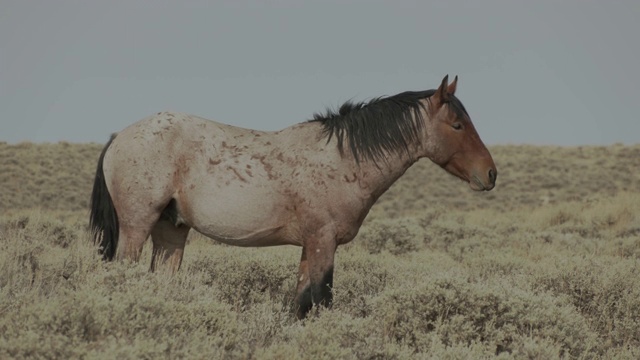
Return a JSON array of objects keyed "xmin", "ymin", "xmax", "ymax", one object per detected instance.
[{"xmin": 1, "ymin": 1, "xmax": 638, "ymax": 145}]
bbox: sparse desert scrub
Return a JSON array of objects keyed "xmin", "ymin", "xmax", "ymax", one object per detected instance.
[{"xmin": 0, "ymin": 142, "xmax": 639, "ymax": 358}]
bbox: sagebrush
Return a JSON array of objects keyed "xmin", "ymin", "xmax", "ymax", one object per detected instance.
[{"xmin": 0, "ymin": 142, "xmax": 639, "ymax": 359}]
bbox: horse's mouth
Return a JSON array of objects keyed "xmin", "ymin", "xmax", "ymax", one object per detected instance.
[
  {"xmin": 469, "ymin": 175, "xmax": 494, "ymax": 191},
  {"xmin": 442, "ymin": 162, "xmax": 495, "ymax": 191}
]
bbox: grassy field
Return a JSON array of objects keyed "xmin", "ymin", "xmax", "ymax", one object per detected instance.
[{"xmin": 0, "ymin": 141, "xmax": 639, "ymax": 359}]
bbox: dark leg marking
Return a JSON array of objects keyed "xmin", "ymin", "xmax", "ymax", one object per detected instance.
[{"xmin": 296, "ymin": 265, "xmax": 334, "ymax": 319}]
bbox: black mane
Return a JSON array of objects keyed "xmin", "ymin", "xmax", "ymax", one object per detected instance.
[{"xmin": 310, "ymin": 89, "xmax": 468, "ymax": 163}]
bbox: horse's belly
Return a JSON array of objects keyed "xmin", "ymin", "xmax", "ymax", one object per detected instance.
[
  {"xmin": 197, "ymin": 223, "xmax": 292, "ymax": 247},
  {"xmin": 181, "ymin": 188, "xmax": 299, "ymax": 247}
]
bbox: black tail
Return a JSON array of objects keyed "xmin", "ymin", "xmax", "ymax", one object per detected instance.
[{"xmin": 89, "ymin": 134, "xmax": 119, "ymax": 261}]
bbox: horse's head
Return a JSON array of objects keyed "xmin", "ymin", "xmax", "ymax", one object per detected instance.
[{"xmin": 422, "ymin": 75, "xmax": 497, "ymax": 191}]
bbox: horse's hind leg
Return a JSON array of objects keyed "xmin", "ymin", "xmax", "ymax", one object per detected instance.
[
  {"xmin": 112, "ymin": 198, "xmax": 163, "ymax": 262},
  {"xmin": 117, "ymin": 224, "xmax": 154, "ymax": 262},
  {"xmin": 150, "ymin": 219, "xmax": 190, "ymax": 273}
]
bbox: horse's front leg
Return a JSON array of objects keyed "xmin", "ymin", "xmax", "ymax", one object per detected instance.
[{"xmin": 294, "ymin": 229, "xmax": 337, "ymax": 319}]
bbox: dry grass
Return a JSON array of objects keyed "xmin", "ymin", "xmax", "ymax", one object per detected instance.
[{"xmin": 1, "ymin": 141, "xmax": 639, "ymax": 359}]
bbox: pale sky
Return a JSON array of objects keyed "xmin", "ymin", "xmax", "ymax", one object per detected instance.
[{"xmin": 1, "ymin": 0, "xmax": 638, "ymax": 145}]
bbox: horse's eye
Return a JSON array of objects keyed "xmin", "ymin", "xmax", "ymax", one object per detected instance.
[{"xmin": 452, "ymin": 123, "xmax": 463, "ymax": 130}]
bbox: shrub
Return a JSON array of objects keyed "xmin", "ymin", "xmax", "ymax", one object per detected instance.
[{"xmin": 374, "ymin": 276, "xmax": 598, "ymax": 358}]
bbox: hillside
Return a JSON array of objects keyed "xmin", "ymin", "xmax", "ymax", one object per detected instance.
[{"xmin": 2, "ymin": 142, "xmax": 639, "ymax": 214}]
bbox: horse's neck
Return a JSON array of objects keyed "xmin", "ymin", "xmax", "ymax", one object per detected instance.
[
  {"xmin": 354, "ymin": 150, "xmax": 419, "ymax": 203},
  {"xmin": 282, "ymin": 119, "xmax": 422, "ymax": 204}
]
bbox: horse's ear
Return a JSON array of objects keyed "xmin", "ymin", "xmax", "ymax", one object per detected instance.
[
  {"xmin": 447, "ymin": 75, "xmax": 458, "ymax": 96},
  {"xmin": 431, "ymin": 75, "xmax": 450, "ymax": 107}
]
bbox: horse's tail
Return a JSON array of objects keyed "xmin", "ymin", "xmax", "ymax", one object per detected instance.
[{"xmin": 90, "ymin": 133, "xmax": 119, "ymax": 261}]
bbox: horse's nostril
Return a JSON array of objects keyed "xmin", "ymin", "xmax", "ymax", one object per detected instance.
[{"xmin": 488, "ymin": 169, "xmax": 497, "ymax": 183}]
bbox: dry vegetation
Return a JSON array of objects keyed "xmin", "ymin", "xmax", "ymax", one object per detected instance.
[{"xmin": 0, "ymin": 141, "xmax": 639, "ymax": 359}]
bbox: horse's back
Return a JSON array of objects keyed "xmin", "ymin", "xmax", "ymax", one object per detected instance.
[{"xmin": 104, "ymin": 111, "xmax": 250, "ymax": 171}]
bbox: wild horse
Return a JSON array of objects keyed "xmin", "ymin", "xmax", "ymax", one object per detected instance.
[{"xmin": 90, "ymin": 75, "xmax": 497, "ymax": 318}]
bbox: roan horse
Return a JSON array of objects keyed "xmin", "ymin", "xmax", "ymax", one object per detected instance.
[{"xmin": 90, "ymin": 75, "xmax": 497, "ymax": 319}]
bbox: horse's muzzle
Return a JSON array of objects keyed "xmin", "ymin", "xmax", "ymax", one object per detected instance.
[{"xmin": 470, "ymin": 168, "xmax": 497, "ymax": 191}]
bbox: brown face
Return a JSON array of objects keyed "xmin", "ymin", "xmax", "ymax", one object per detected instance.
[{"xmin": 427, "ymin": 75, "xmax": 497, "ymax": 191}]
